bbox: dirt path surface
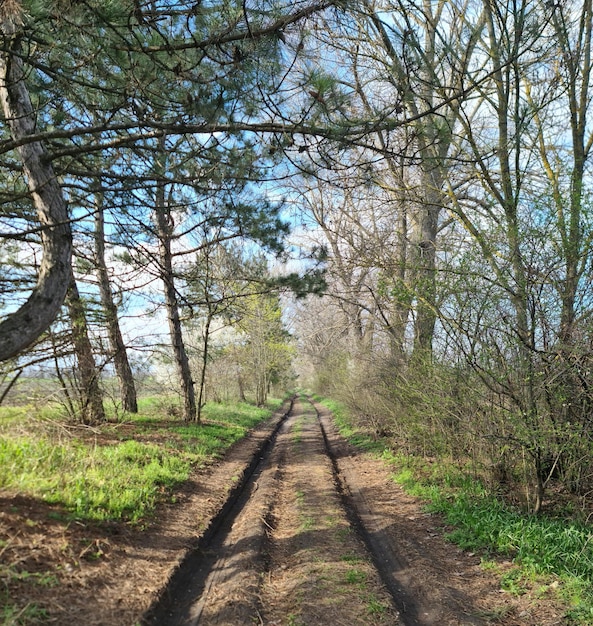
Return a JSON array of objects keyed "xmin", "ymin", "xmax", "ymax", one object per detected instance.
[
  {"xmin": 1, "ymin": 397, "xmax": 568, "ymax": 625},
  {"xmin": 143, "ymin": 397, "xmax": 399, "ymax": 625}
]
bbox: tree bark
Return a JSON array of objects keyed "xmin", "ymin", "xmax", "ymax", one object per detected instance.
[
  {"xmin": 154, "ymin": 181, "xmax": 196, "ymax": 422},
  {"xmin": 548, "ymin": 0, "xmax": 593, "ymax": 345},
  {"xmin": 94, "ymin": 199, "xmax": 138, "ymax": 413},
  {"xmin": 0, "ymin": 3, "xmax": 72, "ymax": 361},
  {"xmin": 66, "ymin": 271, "xmax": 105, "ymax": 425},
  {"xmin": 196, "ymin": 312, "xmax": 213, "ymax": 424},
  {"xmin": 410, "ymin": 183, "xmax": 441, "ymax": 358}
]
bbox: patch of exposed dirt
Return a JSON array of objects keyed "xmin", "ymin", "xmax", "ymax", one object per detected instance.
[
  {"xmin": 1, "ymin": 399, "xmax": 571, "ymax": 625},
  {"xmin": 1, "ymin": 407, "xmax": 288, "ymax": 626},
  {"xmin": 258, "ymin": 400, "xmax": 398, "ymax": 626}
]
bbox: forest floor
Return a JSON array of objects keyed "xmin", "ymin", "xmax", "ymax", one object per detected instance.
[{"xmin": 1, "ymin": 397, "xmax": 570, "ymax": 625}]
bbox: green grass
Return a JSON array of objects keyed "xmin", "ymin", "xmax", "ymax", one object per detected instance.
[
  {"xmin": 0, "ymin": 398, "xmax": 279, "ymax": 524},
  {"xmin": 321, "ymin": 395, "xmax": 593, "ymax": 624},
  {"xmin": 366, "ymin": 594, "xmax": 389, "ymax": 616},
  {"xmin": 344, "ymin": 568, "xmax": 367, "ymax": 585},
  {"xmin": 292, "ymin": 418, "xmax": 303, "ymax": 444},
  {"xmin": 315, "ymin": 397, "xmax": 385, "ymax": 454},
  {"xmin": 0, "ymin": 601, "xmax": 48, "ymax": 625},
  {"xmin": 385, "ymin": 454, "xmax": 593, "ymax": 570},
  {"xmin": 0, "ymin": 437, "xmax": 190, "ymax": 522}
]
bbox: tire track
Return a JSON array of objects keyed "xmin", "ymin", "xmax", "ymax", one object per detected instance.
[
  {"xmin": 141, "ymin": 401, "xmax": 292, "ymax": 626},
  {"xmin": 312, "ymin": 398, "xmax": 424, "ymax": 625},
  {"xmin": 143, "ymin": 396, "xmax": 405, "ymax": 625},
  {"xmin": 312, "ymin": 398, "xmax": 486, "ymax": 626},
  {"xmin": 258, "ymin": 397, "xmax": 400, "ymax": 625}
]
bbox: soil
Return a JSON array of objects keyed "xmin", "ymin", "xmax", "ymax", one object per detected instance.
[{"xmin": 0, "ymin": 397, "xmax": 570, "ymax": 625}]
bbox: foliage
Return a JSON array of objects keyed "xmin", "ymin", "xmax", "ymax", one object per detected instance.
[
  {"xmin": 0, "ymin": 0, "xmax": 323, "ymax": 425},
  {"xmin": 290, "ymin": 0, "xmax": 593, "ymax": 525},
  {"xmin": 183, "ymin": 247, "xmax": 297, "ymax": 409},
  {"xmin": 0, "ymin": 601, "xmax": 48, "ymax": 626},
  {"xmin": 317, "ymin": 396, "xmax": 385, "ymax": 453}
]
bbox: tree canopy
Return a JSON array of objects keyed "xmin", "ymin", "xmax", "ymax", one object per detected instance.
[{"xmin": 3, "ymin": 0, "xmax": 593, "ymax": 512}]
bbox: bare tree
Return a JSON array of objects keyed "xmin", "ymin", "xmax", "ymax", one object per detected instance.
[
  {"xmin": 443, "ymin": 0, "xmax": 563, "ymax": 512},
  {"xmin": 358, "ymin": 0, "xmax": 485, "ymax": 357}
]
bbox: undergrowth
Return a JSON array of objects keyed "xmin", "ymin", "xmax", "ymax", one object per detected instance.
[{"xmin": 319, "ymin": 396, "xmax": 593, "ymax": 624}]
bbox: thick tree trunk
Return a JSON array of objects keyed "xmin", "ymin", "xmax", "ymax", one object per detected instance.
[
  {"xmin": 411, "ymin": 175, "xmax": 442, "ymax": 359},
  {"xmin": 0, "ymin": 4, "xmax": 72, "ymax": 361},
  {"xmin": 154, "ymin": 184, "xmax": 196, "ymax": 422},
  {"xmin": 66, "ymin": 271, "xmax": 105, "ymax": 425},
  {"xmin": 94, "ymin": 201, "xmax": 138, "ymax": 413}
]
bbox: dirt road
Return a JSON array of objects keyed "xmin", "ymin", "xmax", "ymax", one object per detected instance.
[
  {"xmin": 141, "ymin": 397, "xmax": 541, "ymax": 626},
  {"xmin": 2, "ymin": 396, "xmax": 566, "ymax": 625},
  {"xmin": 144, "ymin": 396, "xmax": 403, "ymax": 625}
]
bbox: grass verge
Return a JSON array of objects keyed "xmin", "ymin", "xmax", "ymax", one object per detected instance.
[
  {"xmin": 318, "ymin": 396, "xmax": 593, "ymax": 625},
  {"xmin": 0, "ymin": 398, "xmax": 281, "ymax": 524}
]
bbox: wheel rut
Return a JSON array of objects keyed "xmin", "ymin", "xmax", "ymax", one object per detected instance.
[{"xmin": 142, "ymin": 396, "xmax": 486, "ymax": 626}]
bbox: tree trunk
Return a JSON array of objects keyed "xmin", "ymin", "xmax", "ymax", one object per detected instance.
[
  {"xmin": 235, "ymin": 349, "xmax": 247, "ymax": 402},
  {"xmin": 196, "ymin": 312, "xmax": 213, "ymax": 424},
  {"xmin": 411, "ymin": 177, "xmax": 442, "ymax": 359},
  {"xmin": 0, "ymin": 3, "xmax": 72, "ymax": 361},
  {"xmin": 388, "ymin": 202, "xmax": 412, "ymax": 361},
  {"xmin": 550, "ymin": 0, "xmax": 592, "ymax": 346},
  {"xmin": 533, "ymin": 449, "xmax": 545, "ymax": 515},
  {"xmin": 94, "ymin": 199, "xmax": 138, "ymax": 413},
  {"xmin": 66, "ymin": 271, "xmax": 105, "ymax": 425},
  {"xmin": 154, "ymin": 182, "xmax": 196, "ymax": 422},
  {"xmin": 49, "ymin": 329, "xmax": 76, "ymax": 418}
]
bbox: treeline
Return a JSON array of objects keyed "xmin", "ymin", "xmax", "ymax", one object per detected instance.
[
  {"xmin": 0, "ymin": 0, "xmax": 323, "ymax": 421},
  {"xmin": 291, "ymin": 0, "xmax": 593, "ymax": 515},
  {"xmin": 3, "ymin": 0, "xmax": 593, "ymax": 514}
]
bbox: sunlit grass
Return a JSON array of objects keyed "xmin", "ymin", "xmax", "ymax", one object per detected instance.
[
  {"xmin": 0, "ymin": 436, "xmax": 188, "ymax": 522},
  {"xmin": 0, "ymin": 398, "xmax": 280, "ymax": 524}
]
